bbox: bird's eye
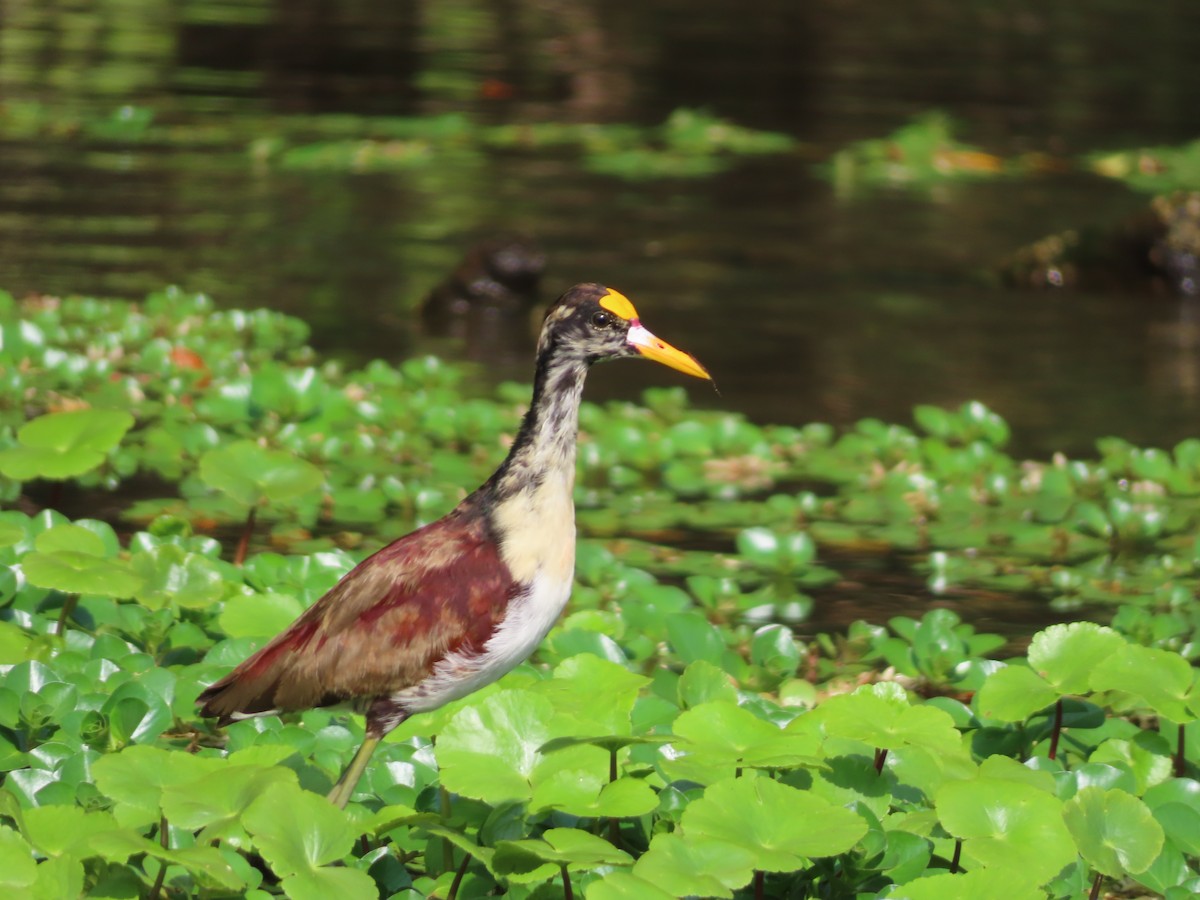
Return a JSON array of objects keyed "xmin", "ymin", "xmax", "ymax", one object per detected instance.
[{"xmin": 590, "ymin": 311, "xmax": 613, "ymax": 329}]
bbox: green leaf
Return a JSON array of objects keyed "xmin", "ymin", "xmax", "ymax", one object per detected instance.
[
  {"xmin": 677, "ymin": 659, "xmax": 738, "ymax": 708},
  {"xmin": 735, "ymin": 527, "xmax": 815, "ymax": 570},
  {"xmin": 34, "ymin": 524, "xmax": 107, "ymax": 557},
  {"xmin": 974, "ymin": 665, "xmax": 1057, "ymax": 722},
  {"xmin": 633, "ymin": 831, "xmax": 755, "ymax": 898},
  {"xmin": 665, "ymin": 611, "xmax": 726, "ymax": 665},
  {"xmin": 199, "ymin": 440, "xmax": 324, "ymax": 507},
  {"xmin": 1062, "ymin": 786, "xmax": 1164, "ymax": 876},
  {"xmin": 243, "ymin": 781, "xmax": 375, "ymax": 899},
  {"xmin": 20, "ymin": 805, "xmax": 121, "ymax": 857},
  {"xmin": 92, "ymin": 745, "xmax": 224, "ymax": 828},
  {"xmin": 532, "ymin": 770, "xmax": 657, "ymax": 819},
  {"xmin": 664, "ymin": 701, "xmax": 820, "ymax": 784},
  {"xmin": 1027, "ymin": 622, "xmax": 1125, "ymax": 695},
  {"xmin": 493, "ymin": 827, "xmax": 632, "ymax": 874},
  {"xmin": 21, "ymin": 551, "xmax": 143, "ymax": 597},
  {"xmin": 219, "ymin": 591, "xmax": 306, "ymax": 638},
  {"xmin": 936, "ymin": 774, "xmax": 1076, "ymax": 883},
  {"xmin": 101, "ymin": 681, "xmax": 173, "ymax": 746},
  {"xmin": 163, "ymin": 764, "xmax": 298, "ymax": 836},
  {"xmin": 0, "ymin": 825, "xmax": 36, "ymax": 891},
  {"xmin": 129, "ymin": 543, "xmax": 227, "ymax": 609},
  {"xmin": 0, "ymin": 409, "xmax": 134, "ymax": 480},
  {"xmin": 30, "ymin": 855, "xmax": 83, "ymax": 900},
  {"xmin": 584, "ymin": 870, "xmax": 676, "ymax": 900},
  {"xmin": 83, "ymin": 830, "xmax": 244, "ymax": 891},
  {"xmin": 1090, "ymin": 643, "xmax": 1194, "ymax": 721},
  {"xmin": 682, "ymin": 775, "xmax": 867, "ymax": 870},
  {"xmin": 815, "ymin": 683, "xmax": 963, "ymax": 755},
  {"xmin": 437, "ymin": 690, "xmax": 554, "ymax": 804},
  {"xmin": 1089, "ymin": 738, "xmax": 1174, "ymax": 795},
  {"xmin": 750, "ymin": 624, "xmax": 801, "ymax": 677},
  {"xmin": 536, "ymin": 654, "xmax": 649, "ymax": 735},
  {"xmin": 0, "ymin": 622, "xmax": 32, "ymax": 665},
  {"xmin": 883, "ymin": 868, "xmax": 1044, "ymax": 900}
]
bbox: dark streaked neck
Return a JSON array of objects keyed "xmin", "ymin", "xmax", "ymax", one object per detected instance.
[{"xmin": 490, "ymin": 345, "xmax": 589, "ymax": 499}]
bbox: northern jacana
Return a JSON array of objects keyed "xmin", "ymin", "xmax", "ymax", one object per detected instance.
[{"xmin": 198, "ymin": 283, "xmax": 710, "ymax": 807}]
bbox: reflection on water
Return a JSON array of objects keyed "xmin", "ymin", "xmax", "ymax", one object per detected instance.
[{"xmin": 3, "ymin": 0, "xmax": 1200, "ymax": 458}]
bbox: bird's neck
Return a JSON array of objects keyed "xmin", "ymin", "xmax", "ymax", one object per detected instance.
[
  {"xmin": 484, "ymin": 348, "xmax": 588, "ymax": 586},
  {"xmin": 493, "ymin": 349, "xmax": 589, "ymax": 500}
]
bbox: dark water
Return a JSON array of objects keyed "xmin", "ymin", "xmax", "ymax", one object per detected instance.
[{"xmin": 4, "ymin": 0, "xmax": 1200, "ymax": 458}]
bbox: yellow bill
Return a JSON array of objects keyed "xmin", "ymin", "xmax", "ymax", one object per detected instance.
[
  {"xmin": 600, "ymin": 288, "xmax": 711, "ymax": 380},
  {"xmin": 627, "ymin": 322, "xmax": 711, "ymax": 380}
]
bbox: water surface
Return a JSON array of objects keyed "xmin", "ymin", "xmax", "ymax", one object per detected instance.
[{"xmin": 3, "ymin": 0, "xmax": 1200, "ymax": 458}]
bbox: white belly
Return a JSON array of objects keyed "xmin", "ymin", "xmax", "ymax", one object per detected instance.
[{"xmin": 394, "ymin": 569, "xmax": 573, "ymax": 713}]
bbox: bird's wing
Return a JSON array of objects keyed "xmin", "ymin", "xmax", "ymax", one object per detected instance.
[{"xmin": 197, "ymin": 509, "xmax": 519, "ymax": 721}]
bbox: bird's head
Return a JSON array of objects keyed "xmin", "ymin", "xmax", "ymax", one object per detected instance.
[{"xmin": 539, "ymin": 283, "xmax": 711, "ymax": 380}]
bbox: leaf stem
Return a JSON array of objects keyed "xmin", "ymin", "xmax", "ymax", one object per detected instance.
[
  {"xmin": 448, "ymin": 851, "xmax": 470, "ymax": 900},
  {"xmin": 1088, "ymin": 871, "xmax": 1103, "ymax": 900},
  {"xmin": 873, "ymin": 747, "xmax": 888, "ymax": 773},
  {"xmin": 439, "ymin": 782, "xmax": 454, "ymax": 873},
  {"xmin": 1176, "ymin": 722, "xmax": 1186, "ymax": 778},
  {"xmin": 561, "ymin": 864, "xmax": 574, "ymax": 900},
  {"xmin": 949, "ymin": 839, "xmax": 961, "ymax": 874},
  {"xmin": 148, "ymin": 814, "xmax": 169, "ymax": 900},
  {"xmin": 754, "ymin": 869, "xmax": 764, "ymax": 900},
  {"xmin": 234, "ymin": 505, "xmax": 257, "ymax": 567},
  {"xmin": 55, "ymin": 594, "xmax": 79, "ymax": 636},
  {"xmin": 1048, "ymin": 698, "xmax": 1063, "ymax": 761}
]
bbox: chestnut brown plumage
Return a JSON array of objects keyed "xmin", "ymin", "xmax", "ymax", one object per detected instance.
[{"xmin": 197, "ymin": 283, "xmax": 710, "ymax": 807}]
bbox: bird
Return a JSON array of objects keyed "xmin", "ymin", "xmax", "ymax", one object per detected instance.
[{"xmin": 197, "ymin": 283, "xmax": 711, "ymax": 807}]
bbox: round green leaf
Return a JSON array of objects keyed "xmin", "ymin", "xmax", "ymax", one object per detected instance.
[
  {"xmin": 936, "ymin": 776, "xmax": 1075, "ymax": 883},
  {"xmin": 974, "ymin": 665, "xmax": 1057, "ymax": 722},
  {"xmin": 243, "ymin": 780, "xmax": 374, "ymax": 899},
  {"xmin": 1027, "ymin": 622, "xmax": 1125, "ymax": 695},
  {"xmin": 633, "ymin": 830, "xmax": 756, "ymax": 898},
  {"xmin": 437, "ymin": 690, "xmax": 554, "ymax": 804},
  {"xmin": 219, "ymin": 591, "xmax": 306, "ymax": 639},
  {"xmin": 883, "ymin": 868, "xmax": 1043, "ymax": 900},
  {"xmin": 683, "ymin": 775, "xmax": 867, "ymax": 868},
  {"xmin": 585, "ymin": 870, "xmax": 676, "ymax": 900},
  {"xmin": 666, "ymin": 701, "xmax": 820, "ymax": 784},
  {"xmin": 199, "ymin": 441, "xmax": 324, "ymax": 507},
  {"xmin": 92, "ymin": 745, "xmax": 224, "ymax": 829},
  {"xmin": 1090, "ymin": 643, "xmax": 1194, "ymax": 721},
  {"xmin": 163, "ymin": 764, "xmax": 297, "ymax": 837},
  {"xmin": 0, "ymin": 826, "xmax": 36, "ymax": 891},
  {"xmin": 750, "ymin": 624, "xmax": 801, "ymax": 677},
  {"xmin": 129, "ymin": 544, "xmax": 227, "ymax": 610},
  {"xmin": 21, "ymin": 551, "xmax": 142, "ymax": 597},
  {"xmin": 816, "ymin": 683, "xmax": 963, "ymax": 755},
  {"xmin": 493, "ymin": 827, "xmax": 632, "ymax": 874},
  {"xmin": 0, "ymin": 409, "xmax": 134, "ymax": 480},
  {"xmin": 33, "ymin": 524, "xmax": 107, "ymax": 558},
  {"xmin": 1063, "ymin": 786, "xmax": 1164, "ymax": 876}
]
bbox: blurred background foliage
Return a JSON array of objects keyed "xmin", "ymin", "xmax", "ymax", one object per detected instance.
[{"xmin": 2, "ymin": 0, "xmax": 1200, "ymax": 455}]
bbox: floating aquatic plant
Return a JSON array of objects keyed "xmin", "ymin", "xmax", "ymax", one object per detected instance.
[{"xmin": 0, "ymin": 288, "xmax": 1199, "ymax": 897}]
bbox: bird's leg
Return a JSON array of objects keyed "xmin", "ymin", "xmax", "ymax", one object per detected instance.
[{"xmin": 327, "ymin": 732, "xmax": 382, "ymax": 808}]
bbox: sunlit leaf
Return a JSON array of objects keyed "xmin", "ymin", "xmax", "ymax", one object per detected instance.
[
  {"xmin": 683, "ymin": 775, "xmax": 867, "ymax": 871},
  {"xmin": 243, "ymin": 781, "xmax": 375, "ymax": 900},
  {"xmin": 936, "ymin": 774, "xmax": 1075, "ymax": 883},
  {"xmin": 0, "ymin": 409, "xmax": 134, "ymax": 480},
  {"xmin": 437, "ymin": 690, "xmax": 554, "ymax": 804},
  {"xmin": 1063, "ymin": 786, "xmax": 1163, "ymax": 876},
  {"xmin": 199, "ymin": 441, "xmax": 324, "ymax": 507}
]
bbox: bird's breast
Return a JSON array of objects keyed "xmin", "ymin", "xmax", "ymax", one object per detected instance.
[
  {"xmin": 394, "ymin": 568, "xmax": 573, "ymax": 712},
  {"xmin": 491, "ymin": 467, "xmax": 576, "ymax": 587},
  {"xmin": 392, "ymin": 472, "xmax": 577, "ymax": 713}
]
